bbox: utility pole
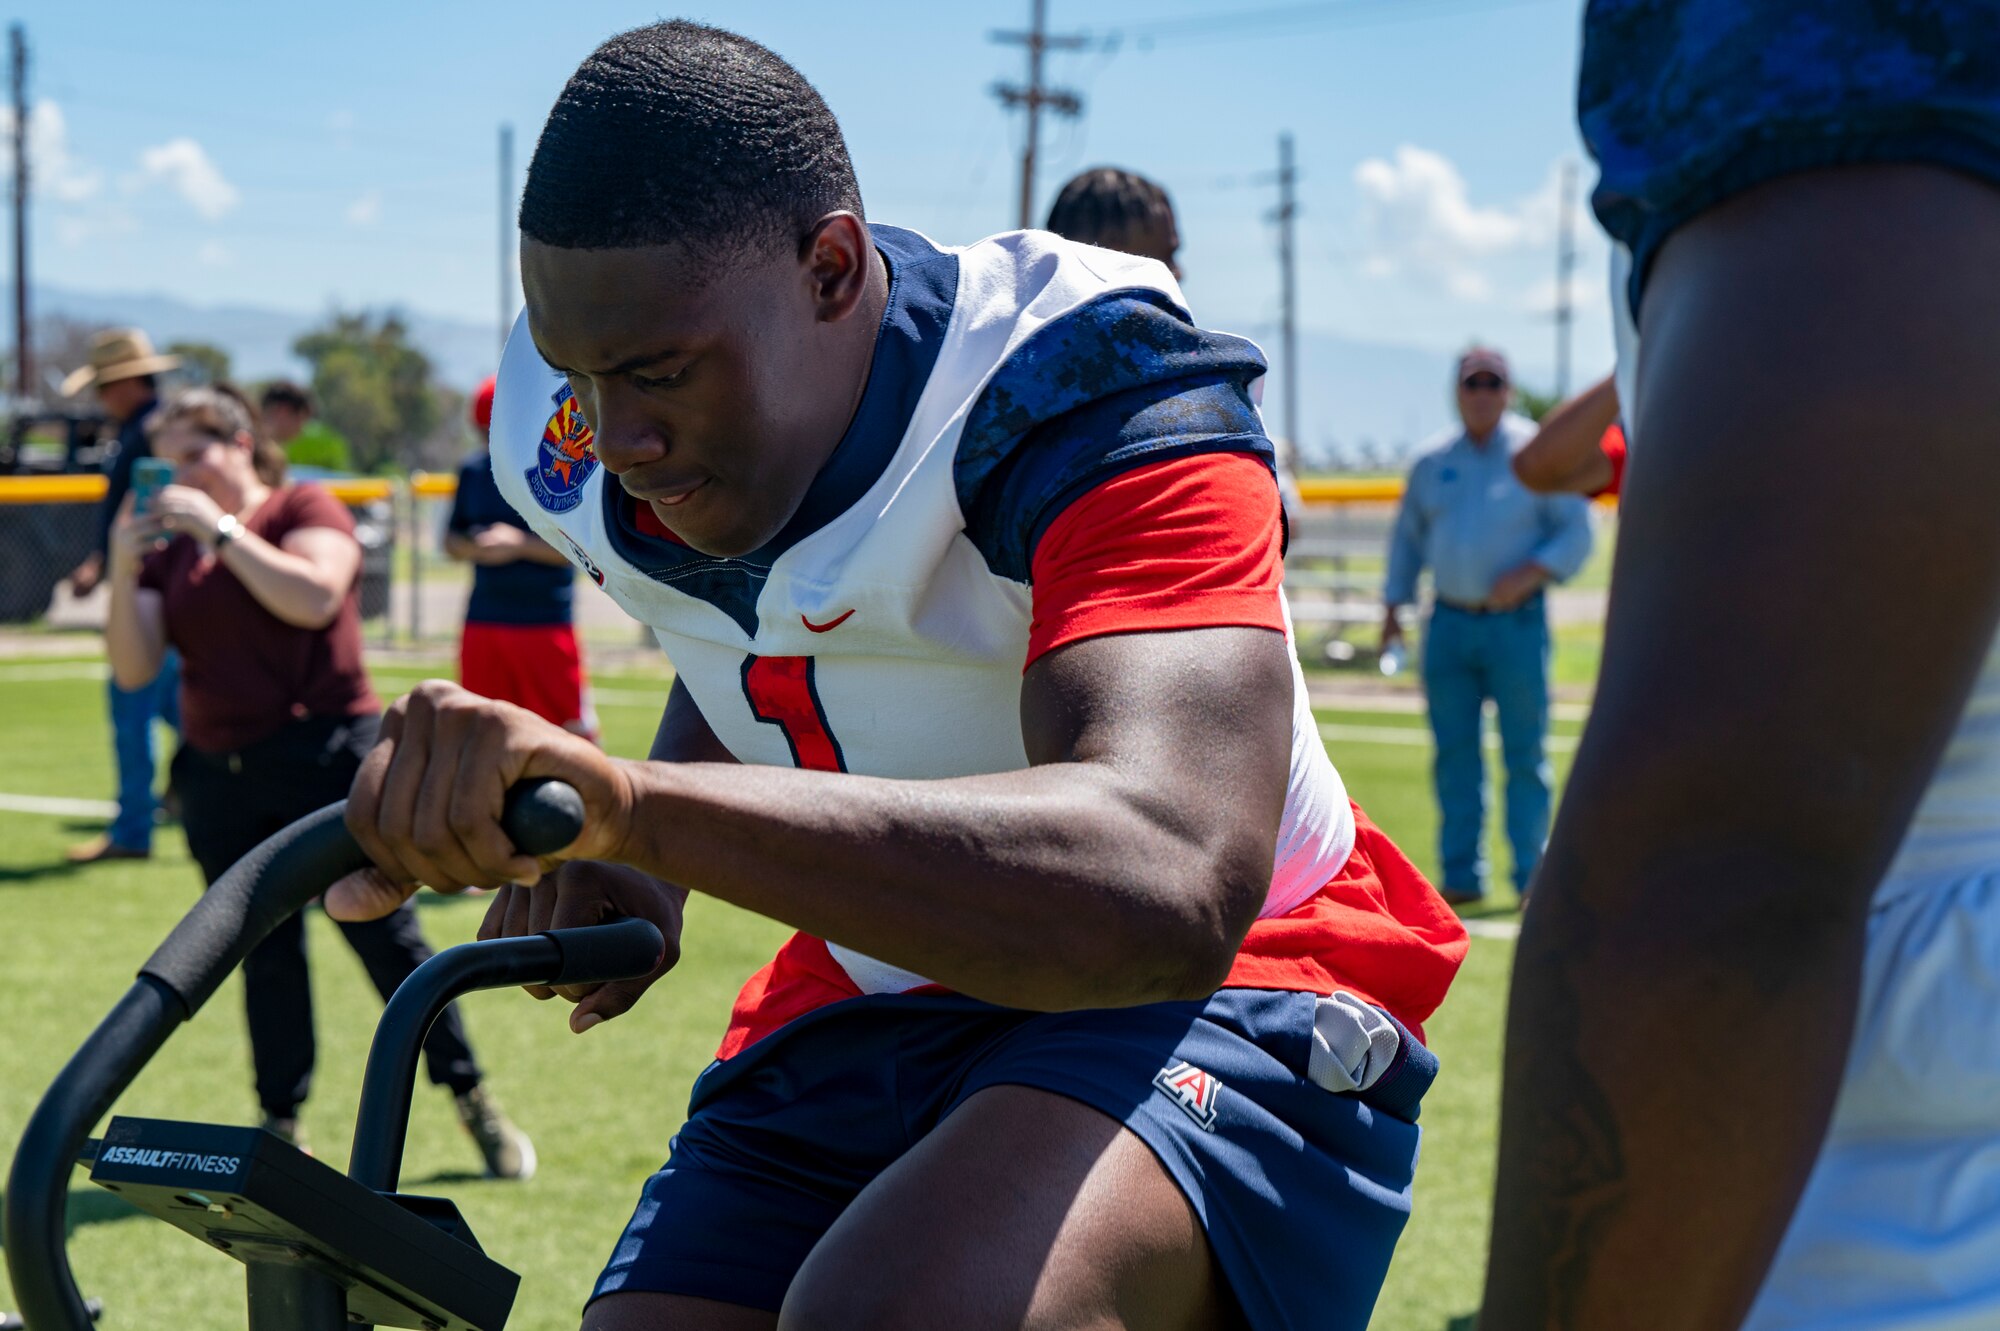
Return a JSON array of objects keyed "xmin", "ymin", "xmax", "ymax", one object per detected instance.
[
  {"xmin": 497, "ymin": 123, "xmax": 514, "ymax": 352},
  {"xmin": 991, "ymin": 0, "xmax": 1084, "ymax": 229},
  {"xmin": 11, "ymin": 24, "xmax": 28, "ymax": 399},
  {"xmin": 1554, "ymin": 158, "xmax": 1577, "ymax": 399},
  {"xmin": 1272, "ymin": 132, "xmax": 1300, "ymax": 459}
]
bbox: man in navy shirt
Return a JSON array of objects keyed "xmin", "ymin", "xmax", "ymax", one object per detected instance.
[
  {"xmin": 61, "ymin": 328, "xmax": 184, "ymax": 863},
  {"xmin": 446, "ymin": 377, "xmax": 597, "ymax": 739}
]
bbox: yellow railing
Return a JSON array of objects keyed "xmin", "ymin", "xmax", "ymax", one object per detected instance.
[
  {"xmin": 0, "ymin": 475, "xmax": 109, "ymax": 504},
  {"xmin": 0, "ymin": 474, "xmax": 399, "ymax": 505},
  {"xmin": 0, "ymin": 472, "xmax": 1613, "ymax": 509},
  {"xmin": 1296, "ymin": 477, "xmax": 1404, "ymax": 504}
]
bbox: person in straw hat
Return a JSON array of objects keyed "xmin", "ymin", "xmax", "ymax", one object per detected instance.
[{"xmin": 61, "ymin": 327, "xmax": 183, "ymax": 864}]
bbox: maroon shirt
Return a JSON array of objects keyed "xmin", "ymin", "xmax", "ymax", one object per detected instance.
[{"xmin": 140, "ymin": 483, "xmax": 379, "ymax": 753}]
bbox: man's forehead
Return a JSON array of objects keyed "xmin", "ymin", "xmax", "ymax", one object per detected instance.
[{"xmin": 523, "ymin": 239, "xmax": 761, "ymax": 361}]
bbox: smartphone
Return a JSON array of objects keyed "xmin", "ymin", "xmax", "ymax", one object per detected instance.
[{"xmin": 130, "ymin": 457, "xmax": 174, "ymax": 517}]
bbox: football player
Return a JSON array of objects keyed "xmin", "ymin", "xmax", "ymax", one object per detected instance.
[
  {"xmin": 1485, "ymin": 3, "xmax": 2000, "ymax": 1327},
  {"xmin": 332, "ymin": 21, "xmax": 1465, "ymax": 1331}
]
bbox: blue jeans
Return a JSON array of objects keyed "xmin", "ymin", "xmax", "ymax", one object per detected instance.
[
  {"xmin": 1421, "ymin": 599, "xmax": 1551, "ymax": 897},
  {"xmin": 107, "ymin": 650, "xmax": 181, "ymax": 851}
]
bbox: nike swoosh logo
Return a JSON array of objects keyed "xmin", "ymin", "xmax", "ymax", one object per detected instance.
[{"xmin": 801, "ymin": 609, "xmax": 856, "ymax": 633}]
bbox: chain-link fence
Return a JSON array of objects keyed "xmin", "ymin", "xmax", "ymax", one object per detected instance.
[
  {"xmin": 0, "ymin": 476, "xmax": 396, "ymax": 627},
  {"xmin": 0, "ymin": 472, "xmax": 1493, "ymax": 670}
]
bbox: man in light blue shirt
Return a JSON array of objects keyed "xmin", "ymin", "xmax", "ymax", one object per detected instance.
[{"xmin": 1381, "ymin": 347, "xmax": 1594, "ymax": 906}]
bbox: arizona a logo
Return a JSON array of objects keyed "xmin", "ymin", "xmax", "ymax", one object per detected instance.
[
  {"xmin": 527, "ymin": 382, "xmax": 599, "ymax": 514},
  {"xmin": 1154, "ymin": 1061, "xmax": 1223, "ymax": 1132}
]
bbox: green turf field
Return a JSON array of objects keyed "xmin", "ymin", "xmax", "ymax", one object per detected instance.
[{"xmin": 0, "ymin": 652, "xmax": 1573, "ymax": 1329}]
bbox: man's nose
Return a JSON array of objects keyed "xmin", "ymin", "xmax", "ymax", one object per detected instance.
[{"xmin": 584, "ymin": 389, "xmax": 669, "ymax": 474}]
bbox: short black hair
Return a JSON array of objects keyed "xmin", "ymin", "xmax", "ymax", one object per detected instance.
[
  {"xmin": 1044, "ymin": 168, "xmax": 1175, "ymax": 250},
  {"xmin": 521, "ymin": 21, "xmax": 863, "ymax": 256},
  {"xmin": 260, "ymin": 379, "xmax": 312, "ymax": 414}
]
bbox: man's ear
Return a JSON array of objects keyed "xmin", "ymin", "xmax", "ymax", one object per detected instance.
[{"xmin": 800, "ymin": 212, "xmax": 872, "ymax": 324}]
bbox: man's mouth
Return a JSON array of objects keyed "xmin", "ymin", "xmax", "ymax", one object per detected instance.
[{"xmin": 626, "ymin": 475, "xmax": 708, "ymax": 507}]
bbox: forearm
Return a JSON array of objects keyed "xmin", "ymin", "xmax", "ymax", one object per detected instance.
[
  {"xmin": 443, "ymin": 532, "xmax": 479, "ymax": 563},
  {"xmin": 219, "ymin": 534, "xmax": 348, "ymax": 627},
  {"xmin": 515, "ymin": 534, "xmax": 573, "ymax": 567},
  {"xmin": 1514, "ymin": 376, "xmax": 1619, "ymax": 493},
  {"xmin": 1485, "ymin": 774, "xmax": 1871, "ymax": 1327},
  {"xmin": 611, "ymin": 757, "xmax": 1261, "ymax": 1010},
  {"xmin": 104, "ymin": 573, "xmax": 163, "ymax": 690}
]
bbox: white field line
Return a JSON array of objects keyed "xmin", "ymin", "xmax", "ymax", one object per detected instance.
[
  {"xmin": 1463, "ymin": 918, "xmax": 1522, "ymax": 941},
  {"xmin": 1308, "ymin": 690, "xmax": 1591, "ymax": 723},
  {"xmin": 0, "ymin": 662, "xmax": 110, "ymax": 683},
  {"xmin": 0, "ymin": 792, "xmax": 118, "ymax": 818},
  {"xmin": 1318, "ymin": 722, "xmax": 1580, "ymax": 754},
  {"xmin": 0, "ymin": 665, "xmax": 1578, "ymax": 755}
]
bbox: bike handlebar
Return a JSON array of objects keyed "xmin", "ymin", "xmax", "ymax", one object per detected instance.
[{"xmin": 5, "ymin": 778, "xmax": 587, "ymax": 1331}]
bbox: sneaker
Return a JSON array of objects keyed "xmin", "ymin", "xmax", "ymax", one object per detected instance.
[
  {"xmin": 65, "ymin": 835, "xmax": 149, "ymax": 864},
  {"xmin": 456, "ymin": 1085, "xmax": 536, "ymax": 1180},
  {"xmin": 259, "ymin": 1114, "xmax": 312, "ymax": 1156}
]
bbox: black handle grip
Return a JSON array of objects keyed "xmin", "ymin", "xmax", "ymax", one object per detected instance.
[
  {"xmin": 544, "ymin": 918, "xmax": 667, "ymax": 988},
  {"xmin": 501, "ymin": 777, "xmax": 586, "ymax": 858}
]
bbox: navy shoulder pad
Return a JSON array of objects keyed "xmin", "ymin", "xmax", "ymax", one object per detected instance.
[{"xmin": 956, "ymin": 290, "xmax": 1275, "ymax": 582}]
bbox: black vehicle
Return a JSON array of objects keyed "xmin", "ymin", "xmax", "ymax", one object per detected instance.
[
  {"xmin": 6, "ymin": 779, "xmax": 661, "ymax": 1331},
  {"xmin": 0, "ymin": 407, "xmax": 113, "ymax": 622}
]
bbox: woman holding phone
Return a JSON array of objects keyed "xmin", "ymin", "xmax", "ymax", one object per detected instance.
[{"xmin": 104, "ymin": 385, "xmax": 534, "ymax": 1176}]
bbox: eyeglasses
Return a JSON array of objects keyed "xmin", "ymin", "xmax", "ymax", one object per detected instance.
[{"xmin": 1461, "ymin": 374, "xmax": 1507, "ymax": 392}]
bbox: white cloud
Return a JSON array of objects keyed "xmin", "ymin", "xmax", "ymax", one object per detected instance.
[
  {"xmin": 345, "ymin": 189, "xmax": 382, "ymax": 226},
  {"xmin": 1353, "ymin": 145, "xmax": 1567, "ymax": 302},
  {"xmin": 135, "ymin": 137, "xmax": 239, "ymax": 219},
  {"xmin": 54, "ymin": 207, "xmax": 137, "ymax": 249},
  {"xmin": 0, "ymin": 100, "xmax": 101, "ymax": 204},
  {"xmin": 198, "ymin": 240, "xmax": 230, "ymax": 267}
]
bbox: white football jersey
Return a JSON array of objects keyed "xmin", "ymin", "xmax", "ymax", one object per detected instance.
[{"xmin": 492, "ymin": 225, "xmax": 1356, "ymax": 999}]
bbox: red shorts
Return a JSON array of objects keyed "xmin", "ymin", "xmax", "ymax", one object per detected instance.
[{"xmin": 459, "ymin": 621, "xmax": 598, "ymax": 739}]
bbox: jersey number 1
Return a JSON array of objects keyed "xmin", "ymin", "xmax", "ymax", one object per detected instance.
[{"xmin": 741, "ymin": 655, "xmax": 847, "ymax": 773}]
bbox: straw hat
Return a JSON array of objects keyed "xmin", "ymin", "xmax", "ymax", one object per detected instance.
[{"xmin": 58, "ymin": 328, "xmax": 182, "ymax": 397}]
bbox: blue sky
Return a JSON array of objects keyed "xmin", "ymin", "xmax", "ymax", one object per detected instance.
[{"xmin": 16, "ymin": 0, "xmax": 1615, "ymax": 392}]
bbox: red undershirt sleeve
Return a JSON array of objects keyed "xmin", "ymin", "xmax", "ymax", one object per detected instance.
[
  {"xmin": 1593, "ymin": 423, "xmax": 1628, "ymax": 499},
  {"xmin": 1025, "ymin": 451, "xmax": 1287, "ymax": 670}
]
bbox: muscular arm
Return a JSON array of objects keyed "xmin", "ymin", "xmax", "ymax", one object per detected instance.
[
  {"xmin": 1483, "ymin": 167, "xmax": 2000, "ymax": 1328},
  {"xmin": 340, "ymin": 624, "xmax": 1293, "ymax": 1013},
  {"xmin": 617, "ymin": 626, "xmax": 1289, "ymax": 1009},
  {"xmin": 219, "ymin": 526, "xmax": 361, "ymax": 629},
  {"xmin": 1511, "ymin": 375, "xmax": 1619, "ymax": 495}
]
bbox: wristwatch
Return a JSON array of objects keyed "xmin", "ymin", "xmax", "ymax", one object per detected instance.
[{"xmin": 212, "ymin": 513, "xmax": 243, "ymax": 550}]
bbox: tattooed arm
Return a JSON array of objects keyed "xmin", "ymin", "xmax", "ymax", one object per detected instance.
[{"xmin": 1482, "ymin": 169, "xmax": 2000, "ymax": 1327}]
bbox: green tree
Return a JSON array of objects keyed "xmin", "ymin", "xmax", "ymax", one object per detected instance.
[
  {"xmin": 291, "ymin": 311, "xmax": 440, "ymax": 473},
  {"xmin": 1513, "ymin": 384, "xmax": 1559, "ymax": 422},
  {"xmin": 165, "ymin": 340, "xmax": 232, "ymax": 386}
]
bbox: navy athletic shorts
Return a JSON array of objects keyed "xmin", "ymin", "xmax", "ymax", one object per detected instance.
[
  {"xmin": 589, "ymin": 988, "xmax": 1437, "ymax": 1331},
  {"xmin": 1582, "ymin": 0, "xmax": 2000, "ymax": 311}
]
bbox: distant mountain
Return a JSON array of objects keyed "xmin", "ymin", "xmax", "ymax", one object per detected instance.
[
  {"xmin": 31, "ymin": 284, "xmax": 504, "ymax": 392},
  {"xmin": 31, "ymin": 284, "xmax": 1550, "ymax": 466}
]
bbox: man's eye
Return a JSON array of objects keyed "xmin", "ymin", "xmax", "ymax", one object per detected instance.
[{"xmin": 633, "ymin": 368, "xmax": 686, "ymax": 391}]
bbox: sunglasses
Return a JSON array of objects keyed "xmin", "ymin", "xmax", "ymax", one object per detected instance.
[{"xmin": 1461, "ymin": 374, "xmax": 1507, "ymax": 391}]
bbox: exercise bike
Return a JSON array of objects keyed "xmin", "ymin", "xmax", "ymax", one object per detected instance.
[{"xmin": 6, "ymin": 779, "xmax": 662, "ymax": 1331}]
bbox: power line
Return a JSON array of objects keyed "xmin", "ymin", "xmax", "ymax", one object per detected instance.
[
  {"xmin": 12, "ymin": 23, "xmax": 28, "ymax": 399},
  {"xmin": 1554, "ymin": 158, "xmax": 1577, "ymax": 397},
  {"xmin": 990, "ymin": 0, "xmax": 1085, "ymax": 229},
  {"xmin": 497, "ymin": 124, "xmax": 514, "ymax": 353},
  {"xmin": 1270, "ymin": 132, "xmax": 1300, "ymax": 454},
  {"xmin": 1088, "ymin": 0, "xmax": 1561, "ymax": 48}
]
